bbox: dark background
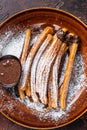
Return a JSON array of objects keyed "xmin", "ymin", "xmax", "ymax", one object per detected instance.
[{"xmin": 0, "ymin": 0, "xmax": 87, "ymax": 130}]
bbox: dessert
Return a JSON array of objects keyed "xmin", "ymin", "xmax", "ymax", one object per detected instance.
[
  {"xmin": 31, "ymin": 34, "xmax": 53, "ymax": 102},
  {"xmin": 60, "ymin": 34, "xmax": 80, "ymax": 110},
  {"xmin": 18, "ymin": 29, "xmax": 31, "ymax": 99},
  {"xmin": 19, "ymin": 27, "xmax": 53, "ymax": 102},
  {"xmin": 1, "ymin": 26, "xmax": 80, "ymax": 110},
  {"xmin": 18, "ymin": 26, "xmax": 80, "ymax": 109}
]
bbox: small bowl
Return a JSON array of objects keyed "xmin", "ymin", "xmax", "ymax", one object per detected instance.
[{"xmin": 0, "ymin": 55, "xmax": 22, "ymax": 88}]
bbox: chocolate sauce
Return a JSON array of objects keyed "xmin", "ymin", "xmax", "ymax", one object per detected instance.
[{"xmin": 0, "ymin": 56, "xmax": 21, "ymax": 87}]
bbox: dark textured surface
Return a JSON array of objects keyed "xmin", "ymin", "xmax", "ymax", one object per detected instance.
[
  {"xmin": 0, "ymin": 0, "xmax": 87, "ymax": 25},
  {"xmin": 0, "ymin": 0, "xmax": 87, "ymax": 130}
]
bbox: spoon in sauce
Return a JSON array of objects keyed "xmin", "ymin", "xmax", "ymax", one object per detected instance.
[{"xmin": 0, "ymin": 55, "xmax": 22, "ymax": 88}]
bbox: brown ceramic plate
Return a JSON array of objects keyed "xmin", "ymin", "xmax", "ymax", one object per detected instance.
[{"xmin": 0, "ymin": 8, "xmax": 87, "ymax": 129}]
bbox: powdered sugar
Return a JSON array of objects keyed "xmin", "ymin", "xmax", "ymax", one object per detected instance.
[
  {"xmin": 17, "ymin": 52, "xmax": 86, "ymax": 122},
  {"xmin": 1, "ymin": 32, "xmax": 25, "ymax": 58},
  {"xmin": 0, "ymin": 31, "xmax": 13, "ymax": 55},
  {"xmin": 67, "ymin": 52, "xmax": 87, "ymax": 103},
  {"xmin": 18, "ymin": 96, "xmax": 67, "ymax": 121},
  {"xmin": 20, "ymin": 52, "xmax": 87, "ymax": 121},
  {"xmin": 17, "ymin": 52, "xmax": 87, "ymax": 121},
  {"xmin": 0, "ymin": 30, "xmax": 87, "ymax": 122}
]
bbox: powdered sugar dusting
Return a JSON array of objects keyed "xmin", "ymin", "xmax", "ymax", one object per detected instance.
[
  {"xmin": 16, "ymin": 52, "xmax": 87, "ymax": 122},
  {"xmin": 1, "ymin": 32, "xmax": 25, "ymax": 58},
  {"xmin": 0, "ymin": 30, "xmax": 87, "ymax": 122},
  {"xmin": 0, "ymin": 31, "xmax": 13, "ymax": 55},
  {"xmin": 67, "ymin": 52, "xmax": 87, "ymax": 104}
]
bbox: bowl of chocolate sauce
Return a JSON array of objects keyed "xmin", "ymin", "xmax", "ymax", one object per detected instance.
[{"xmin": 0, "ymin": 55, "xmax": 22, "ymax": 88}]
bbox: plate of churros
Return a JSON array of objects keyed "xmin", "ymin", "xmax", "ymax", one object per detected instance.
[{"xmin": 0, "ymin": 8, "xmax": 87, "ymax": 129}]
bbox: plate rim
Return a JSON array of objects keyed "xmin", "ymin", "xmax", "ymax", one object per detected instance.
[
  {"xmin": 0, "ymin": 7, "xmax": 87, "ymax": 129},
  {"xmin": 1, "ymin": 110, "xmax": 87, "ymax": 129},
  {"xmin": 0, "ymin": 7, "xmax": 87, "ymax": 28}
]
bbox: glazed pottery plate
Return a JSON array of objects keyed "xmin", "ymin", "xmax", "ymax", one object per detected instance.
[{"xmin": 0, "ymin": 8, "xmax": 87, "ymax": 129}]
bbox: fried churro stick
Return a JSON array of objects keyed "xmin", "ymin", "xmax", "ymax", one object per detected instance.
[
  {"xmin": 48, "ymin": 43, "xmax": 68, "ymax": 108},
  {"xmin": 48, "ymin": 29, "xmax": 68, "ymax": 109},
  {"xmin": 30, "ymin": 34, "xmax": 53, "ymax": 102},
  {"xmin": 20, "ymin": 27, "xmax": 54, "ymax": 101},
  {"xmin": 37, "ymin": 34, "xmax": 62, "ymax": 104},
  {"xmin": 60, "ymin": 34, "xmax": 80, "ymax": 110},
  {"xmin": 18, "ymin": 29, "xmax": 31, "ymax": 99},
  {"xmin": 21, "ymin": 29, "xmax": 31, "ymax": 63},
  {"xmin": 36, "ymin": 34, "xmax": 58, "ymax": 94}
]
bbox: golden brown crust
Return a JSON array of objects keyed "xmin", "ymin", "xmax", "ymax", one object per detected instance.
[
  {"xmin": 19, "ymin": 27, "xmax": 54, "ymax": 102},
  {"xmin": 18, "ymin": 29, "xmax": 31, "ymax": 99},
  {"xmin": 60, "ymin": 43, "xmax": 78, "ymax": 110},
  {"xmin": 36, "ymin": 35, "xmax": 62, "ymax": 104},
  {"xmin": 48, "ymin": 42, "xmax": 68, "ymax": 109},
  {"xmin": 30, "ymin": 34, "xmax": 53, "ymax": 102}
]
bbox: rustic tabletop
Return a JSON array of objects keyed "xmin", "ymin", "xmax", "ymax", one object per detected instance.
[{"xmin": 0, "ymin": 0, "xmax": 87, "ymax": 130}]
